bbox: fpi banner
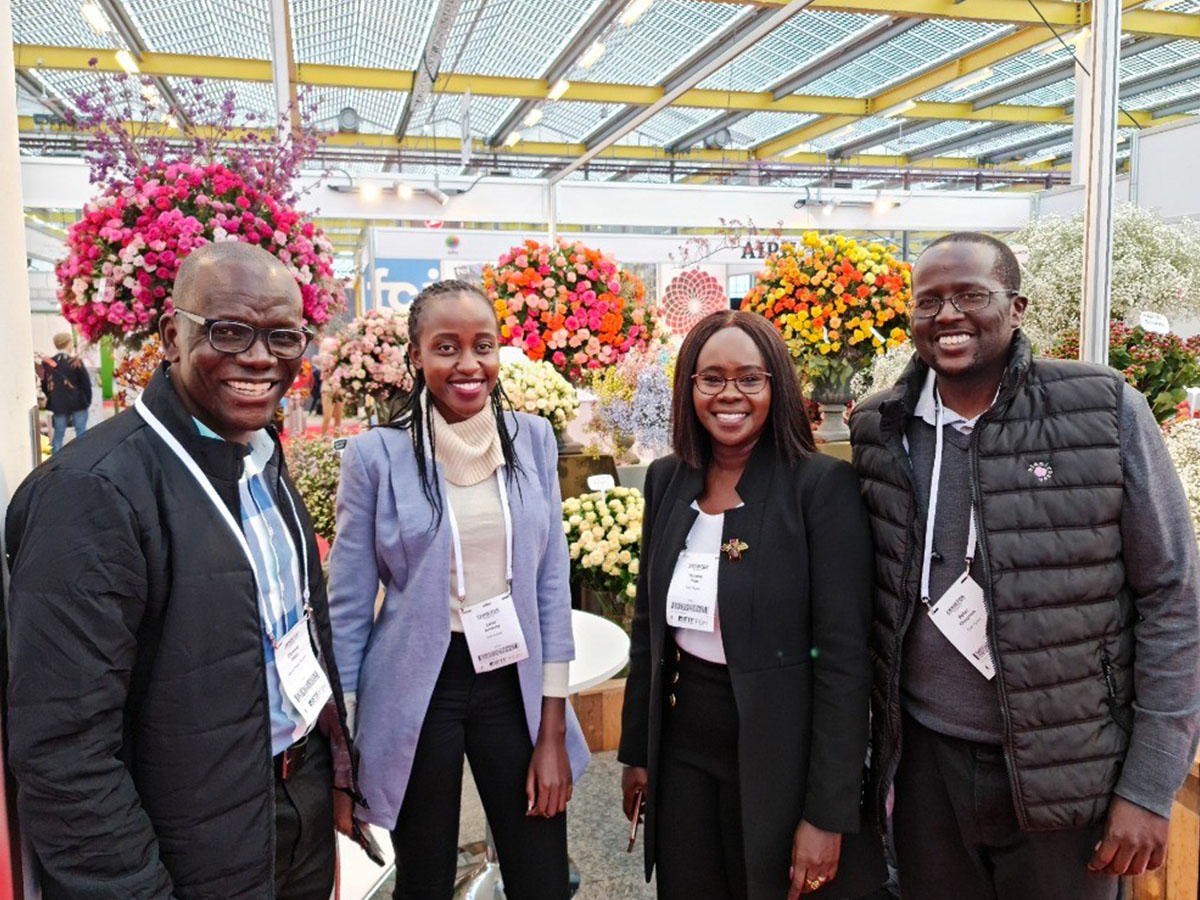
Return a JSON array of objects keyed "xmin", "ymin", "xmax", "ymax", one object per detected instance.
[{"xmin": 366, "ymin": 259, "xmax": 441, "ymax": 309}]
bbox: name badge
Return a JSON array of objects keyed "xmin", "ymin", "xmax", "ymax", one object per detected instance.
[
  {"xmin": 459, "ymin": 591, "xmax": 530, "ymax": 673},
  {"xmin": 927, "ymin": 572, "xmax": 996, "ymax": 680},
  {"xmin": 276, "ymin": 616, "xmax": 334, "ymax": 728},
  {"xmin": 666, "ymin": 551, "xmax": 719, "ymax": 632}
]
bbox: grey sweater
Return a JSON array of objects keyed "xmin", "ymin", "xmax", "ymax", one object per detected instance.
[{"xmin": 904, "ymin": 382, "xmax": 1200, "ymax": 819}]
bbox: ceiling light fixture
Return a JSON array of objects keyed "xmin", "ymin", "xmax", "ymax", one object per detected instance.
[
  {"xmin": 115, "ymin": 49, "xmax": 140, "ymax": 75},
  {"xmin": 523, "ymin": 107, "xmax": 544, "ymax": 127},
  {"xmin": 504, "ymin": 130, "xmax": 522, "ymax": 147},
  {"xmin": 947, "ymin": 66, "xmax": 994, "ymax": 92},
  {"xmin": 620, "ymin": 0, "xmax": 654, "ymax": 26},
  {"xmin": 878, "ymin": 99, "xmax": 917, "ymax": 118},
  {"xmin": 578, "ymin": 41, "xmax": 606, "ymax": 69},
  {"xmin": 872, "ymin": 191, "xmax": 895, "ymax": 214},
  {"xmin": 1021, "ymin": 151, "xmax": 1058, "ymax": 166},
  {"xmin": 80, "ymin": 2, "xmax": 111, "ymax": 33},
  {"xmin": 398, "ymin": 183, "xmax": 414, "ymax": 200},
  {"xmin": 359, "ymin": 181, "xmax": 382, "ymax": 202},
  {"xmin": 547, "ymin": 79, "xmax": 571, "ymax": 101},
  {"xmin": 822, "ymin": 200, "xmax": 836, "ymax": 216},
  {"xmin": 826, "ymin": 125, "xmax": 855, "ymax": 142},
  {"xmin": 164, "ymin": 113, "xmax": 179, "ymax": 130},
  {"xmin": 422, "ymin": 186, "xmax": 451, "ymax": 206}
]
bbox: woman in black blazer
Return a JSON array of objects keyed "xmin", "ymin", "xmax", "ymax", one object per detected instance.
[{"xmin": 619, "ymin": 310, "xmax": 884, "ymax": 900}]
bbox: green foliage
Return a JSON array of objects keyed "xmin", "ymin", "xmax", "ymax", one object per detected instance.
[{"xmin": 284, "ymin": 435, "xmax": 342, "ymax": 543}]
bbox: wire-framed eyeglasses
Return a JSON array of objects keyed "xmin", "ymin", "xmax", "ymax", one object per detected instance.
[
  {"xmin": 174, "ymin": 309, "xmax": 313, "ymax": 360},
  {"xmin": 909, "ymin": 289, "xmax": 1018, "ymax": 319},
  {"xmin": 691, "ymin": 371, "xmax": 772, "ymax": 396}
]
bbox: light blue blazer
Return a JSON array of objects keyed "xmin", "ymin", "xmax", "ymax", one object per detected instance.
[{"xmin": 328, "ymin": 411, "xmax": 590, "ymax": 827}]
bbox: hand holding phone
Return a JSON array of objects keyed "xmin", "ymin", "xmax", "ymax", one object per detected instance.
[
  {"xmin": 352, "ymin": 820, "xmax": 387, "ymax": 867},
  {"xmin": 627, "ymin": 789, "xmax": 644, "ymax": 853}
]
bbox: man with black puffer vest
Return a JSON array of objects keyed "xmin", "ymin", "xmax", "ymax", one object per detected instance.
[{"xmin": 851, "ymin": 232, "xmax": 1200, "ymax": 900}]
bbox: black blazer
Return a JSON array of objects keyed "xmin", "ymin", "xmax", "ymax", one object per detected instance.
[{"xmin": 618, "ymin": 438, "xmax": 885, "ymax": 899}]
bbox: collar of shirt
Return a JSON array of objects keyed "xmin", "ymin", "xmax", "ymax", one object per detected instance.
[
  {"xmin": 192, "ymin": 418, "xmax": 275, "ymax": 479},
  {"xmin": 914, "ymin": 368, "xmax": 987, "ymax": 435}
]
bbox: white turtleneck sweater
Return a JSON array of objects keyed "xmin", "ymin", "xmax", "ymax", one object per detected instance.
[{"xmin": 432, "ymin": 401, "xmax": 569, "ymax": 699}]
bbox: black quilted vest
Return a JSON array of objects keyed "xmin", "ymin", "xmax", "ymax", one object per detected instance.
[{"xmin": 850, "ymin": 333, "xmax": 1134, "ymax": 831}]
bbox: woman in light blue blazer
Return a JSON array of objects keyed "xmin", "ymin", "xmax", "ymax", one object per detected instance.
[{"xmin": 328, "ymin": 280, "xmax": 589, "ymax": 900}]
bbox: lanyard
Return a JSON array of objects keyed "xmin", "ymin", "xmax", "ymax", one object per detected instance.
[
  {"xmin": 446, "ymin": 470, "xmax": 513, "ymax": 601},
  {"xmin": 135, "ymin": 396, "xmax": 310, "ymax": 641},
  {"xmin": 919, "ymin": 389, "xmax": 978, "ymax": 607}
]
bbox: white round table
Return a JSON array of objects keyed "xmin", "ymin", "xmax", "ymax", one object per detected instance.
[{"xmin": 339, "ymin": 610, "xmax": 632, "ymax": 899}]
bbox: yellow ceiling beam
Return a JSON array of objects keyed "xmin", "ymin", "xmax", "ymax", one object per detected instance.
[
  {"xmin": 705, "ymin": 0, "xmax": 1200, "ymax": 38},
  {"xmin": 14, "ymin": 44, "xmax": 1188, "ymax": 129},
  {"xmin": 18, "ymin": 115, "xmax": 1064, "ymax": 174},
  {"xmin": 759, "ymin": 115, "xmax": 861, "ymax": 158}
]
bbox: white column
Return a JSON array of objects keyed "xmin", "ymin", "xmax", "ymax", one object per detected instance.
[
  {"xmin": 0, "ymin": 0, "xmax": 39, "ymax": 516},
  {"xmin": 268, "ymin": 0, "xmax": 298, "ymax": 130},
  {"xmin": 1071, "ymin": 33, "xmax": 1093, "ymax": 186},
  {"xmin": 1079, "ymin": 0, "xmax": 1122, "ymax": 365}
]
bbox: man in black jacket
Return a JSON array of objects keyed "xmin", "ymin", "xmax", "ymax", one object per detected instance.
[
  {"xmin": 6, "ymin": 242, "xmax": 358, "ymax": 899},
  {"xmin": 850, "ymin": 233, "xmax": 1200, "ymax": 900},
  {"xmin": 42, "ymin": 332, "xmax": 93, "ymax": 455}
]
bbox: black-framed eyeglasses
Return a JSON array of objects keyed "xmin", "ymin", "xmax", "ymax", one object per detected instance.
[
  {"xmin": 691, "ymin": 371, "xmax": 772, "ymax": 396},
  {"xmin": 909, "ymin": 289, "xmax": 1018, "ymax": 319},
  {"xmin": 174, "ymin": 309, "xmax": 313, "ymax": 360}
]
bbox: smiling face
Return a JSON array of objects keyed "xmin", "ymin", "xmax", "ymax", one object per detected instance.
[
  {"xmin": 161, "ymin": 251, "xmax": 304, "ymax": 444},
  {"xmin": 692, "ymin": 326, "xmax": 772, "ymax": 453},
  {"xmin": 410, "ymin": 291, "xmax": 500, "ymax": 423},
  {"xmin": 911, "ymin": 240, "xmax": 1027, "ymax": 384}
]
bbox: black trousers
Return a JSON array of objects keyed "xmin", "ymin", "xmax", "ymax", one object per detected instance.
[
  {"xmin": 656, "ymin": 647, "xmax": 749, "ymax": 900},
  {"xmin": 391, "ymin": 633, "xmax": 569, "ymax": 900},
  {"xmin": 274, "ymin": 730, "xmax": 336, "ymax": 900},
  {"xmin": 893, "ymin": 712, "xmax": 1120, "ymax": 900}
]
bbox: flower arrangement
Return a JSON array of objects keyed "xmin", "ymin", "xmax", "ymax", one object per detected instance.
[
  {"xmin": 851, "ymin": 341, "xmax": 915, "ymax": 400},
  {"xmin": 113, "ymin": 334, "xmax": 164, "ymax": 407},
  {"xmin": 740, "ymin": 232, "xmax": 912, "ymax": 393},
  {"xmin": 499, "ymin": 356, "xmax": 579, "ymax": 438},
  {"xmin": 483, "ymin": 239, "xmax": 666, "ymax": 384},
  {"xmin": 287, "ymin": 358, "xmax": 314, "ymax": 404},
  {"xmin": 588, "ymin": 346, "xmax": 675, "ymax": 461},
  {"xmin": 315, "ymin": 307, "xmax": 414, "ymax": 418},
  {"xmin": 283, "ymin": 436, "xmax": 342, "ymax": 544},
  {"xmin": 1045, "ymin": 322, "xmax": 1200, "ymax": 424},
  {"xmin": 54, "ymin": 65, "xmax": 342, "ymax": 346},
  {"xmin": 1007, "ymin": 205, "xmax": 1200, "ymax": 351},
  {"xmin": 562, "ymin": 487, "xmax": 645, "ymax": 624},
  {"xmin": 1163, "ymin": 418, "xmax": 1200, "ymax": 539}
]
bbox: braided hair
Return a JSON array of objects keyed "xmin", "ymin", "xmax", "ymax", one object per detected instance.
[{"xmin": 388, "ymin": 279, "xmax": 523, "ymax": 528}]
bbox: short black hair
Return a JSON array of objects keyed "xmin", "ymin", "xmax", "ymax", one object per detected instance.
[
  {"xmin": 923, "ymin": 232, "xmax": 1022, "ymax": 292},
  {"xmin": 672, "ymin": 310, "xmax": 814, "ymax": 470}
]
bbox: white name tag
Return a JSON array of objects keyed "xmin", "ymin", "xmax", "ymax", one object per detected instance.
[
  {"xmin": 927, "ymin": 572, "xmax": 996, "ymax": 680},
  {"xmin": 666, "ymin": 552, "xmax": 719, "ymax": 632},
  {"xmin": 276, "ymin": 616, "xmax": 333, "ymax": 729},
  {"xmin": 460, "ymin": 592, "xmax": 530, "ymax": 673}
]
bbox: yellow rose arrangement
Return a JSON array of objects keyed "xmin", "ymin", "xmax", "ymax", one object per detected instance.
[
  {"xmin": 740, "ymin": 231, "xmax": 912, "ymax": 392},
  {"xmin": 501, "ymin": 357, "xmax": 579, "ymax": 439},
  {"xmin": 562, "ymin": 488, "xmax": 644, "ymax": 611}
]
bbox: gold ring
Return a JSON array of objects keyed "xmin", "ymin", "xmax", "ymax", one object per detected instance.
[{"xmin": 807, "ymin": 879, "xmax": 822, "ymax": 890}]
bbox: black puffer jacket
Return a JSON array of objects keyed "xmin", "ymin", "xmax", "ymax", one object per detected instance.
[
  {"xmin": 850, "ymin": 333, "xmax": 1132, "ymax": 831},
  {"xmin": 5, "ymin": 365, "xmax": 357, "ymax": 899}
]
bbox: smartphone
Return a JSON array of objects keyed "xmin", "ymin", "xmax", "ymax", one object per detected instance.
[
  {"xmin": 627, "ymin": 789, "xmax": 644, "ymax": 853},
  {"xmin": 352, "ymin": 820, "xmax": 387, "ymax": 867}
]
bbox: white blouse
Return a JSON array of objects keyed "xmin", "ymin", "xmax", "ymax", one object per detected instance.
[{"xmin": 671, "ymin": 503, "xmax": 729, "ymax": 665}]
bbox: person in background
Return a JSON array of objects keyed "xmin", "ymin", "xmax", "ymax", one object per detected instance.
[
  {"xmin": 42, "ymin": 332, "xmax": 92, "ymax": 455},
  {"xmin": 327, "ymin": 279, "xmax": 589, "ymax": 900},
  {"xmin": 6, "ymin": 242, "xmax": 357, "ymax": 899},
  {"xmin": 619, "ymin": 310, "xmax": 885, "ymax": 900},
  {"xmin": 318, "ymin": 336, "xmax": 343, "ymax": 435},
  {"xmin": 850, "ymin": 232, "xmax": 1200, "ymax": 900}
]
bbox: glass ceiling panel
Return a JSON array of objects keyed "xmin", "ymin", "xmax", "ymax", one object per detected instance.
[
  {"xmin": 411, "ymin": 93, "xmax": 515, "ymax": 140},
  {"xmin": 12, "ymin": 0, "xmax": 129, "ymax": 47},
  {"xmin": 695, "ymin": 11, "xmax": 882, "ymax": 92},
  {"xmin": 799, "ymin": 19, "xmax": 1010, "ymax": 98},
  {"xmin": 920, "ymin": 45, "xmax": 1073, "ymax": 103},
  {"xmin": 615, "ymin": 105, "xmax": 722, "ymax": 146},
  {"xmin": 1129, "ymin": 82, "xmax": 1200, "ymax": 110},
  {"xmin": 442, "ymin": 0, "xmax": 596, "ymax": 78},
  {"xmin": 879, "ymin": 120, "xmax": 988, "ymax": 155},
  {"xmin": 578, "ymin": 0, "xmax": 749, "ymax": 87},
  {"xmin": 728, "ymin": 112, "xmax": 818, "ymax": 148},
  {"xmin": 951, "ymin": 123, "xmax": 1071, "ymax": 158},
  {"xmin": 538, "ymin": 100, "xmax": 616, "ymax": 143},
  {"xmin": 292, "ymin": 0, "xmax": 437, "ymax": 69},
  {"xmin": 121, "ymin": 0, "xmax": 271, "ymax": 59},
  {"xmin": 35, "ymin": 69, "xmax": 169, "ymax": 122},
  {"xmin": 165, "ymin": 77, "xmax": 277, "ymax": 127}
]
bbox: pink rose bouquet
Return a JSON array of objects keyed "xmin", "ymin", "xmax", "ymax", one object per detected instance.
[
  {"xmin": 483, "ymin": 239, "xmax": 665, "ymax": 384},
  {"xmin": 315, "ymin": 307, "xmax": 414, "ymax": 418}
]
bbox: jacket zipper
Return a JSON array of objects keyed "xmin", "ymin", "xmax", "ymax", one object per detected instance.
[
  {"xmin": 1100, "ymin": 644, "xmax": 1117, "ymax": 700},
  {"xmin": 968, "ymin": 417, "xmax": 1028, "ymax": 830}
]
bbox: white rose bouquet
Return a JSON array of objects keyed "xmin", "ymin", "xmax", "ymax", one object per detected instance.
[
  {"xmin": 1163, "ymin": 418, "xmax": 1200, "ymax": 538},
  {"xmin": 502, "ymin": 356, "xmax": 579, "ymax": 438},
  {"xmin": 562, "ymin": 488, "xmax": 644, "ymax": 621}
]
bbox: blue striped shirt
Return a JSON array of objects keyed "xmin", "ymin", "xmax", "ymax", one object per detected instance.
[{"xmin": 195, "ymin": 420, "xmax": 309, "ymax": 755}]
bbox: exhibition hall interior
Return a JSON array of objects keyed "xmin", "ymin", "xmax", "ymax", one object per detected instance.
[{"xmin": 0, "ymin": 0, "xmax": 1199, "ymax": 898}]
